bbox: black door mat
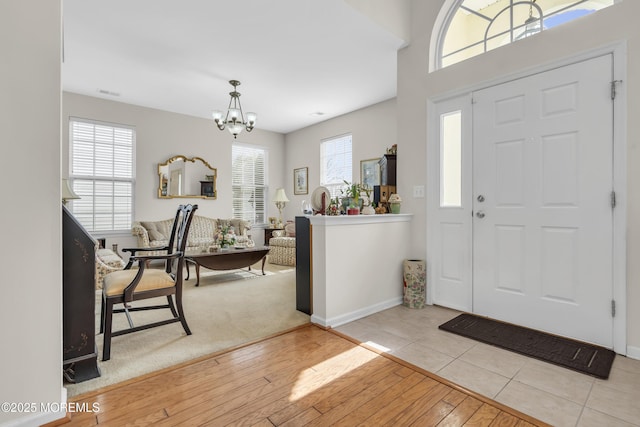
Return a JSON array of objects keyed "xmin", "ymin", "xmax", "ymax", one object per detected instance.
[{"xmin": 439, "ymin": 313, "xmax": 615, "ymax": 379}]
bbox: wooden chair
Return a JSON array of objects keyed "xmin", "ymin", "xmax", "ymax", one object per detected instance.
[{"xmin": 100, "ymin": 204, "xmax": 198, "ymax": 361}]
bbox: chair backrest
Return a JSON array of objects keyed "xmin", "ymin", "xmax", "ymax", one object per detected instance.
[{"xmin": 165, "ymin": 204, "xmax": 198, "ymax": 273}]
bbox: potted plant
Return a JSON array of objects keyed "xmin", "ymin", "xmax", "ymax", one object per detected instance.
[{"xmin": 342, "ymin": 181, "xmax": 363, "ymax": 215}]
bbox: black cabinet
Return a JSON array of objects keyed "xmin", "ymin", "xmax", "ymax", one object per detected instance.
[
  {"xmin": 63, "ymin": 205, "xmax": 100, "ymax": 383},
  {"xmin": 379, "ymin": 154, "xmax": 396, "ymax": 186},
  {"xmin": 295, "ymin": 216, "xmax": 311, "ymax": 315}
]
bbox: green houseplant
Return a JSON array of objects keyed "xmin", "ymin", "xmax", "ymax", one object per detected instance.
[{"xmin": 342, "ymin": 181, "xmax": 364, "ymax": 214}]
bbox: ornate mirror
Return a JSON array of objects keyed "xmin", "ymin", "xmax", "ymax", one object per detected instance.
[{"xmin": 158, "ymin": 155, "xmax": 217, "ymax": 199}]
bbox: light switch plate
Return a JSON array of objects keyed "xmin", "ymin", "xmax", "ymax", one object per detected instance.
[{"xmin": 413, "ymin": 185, "xmax": 425, "ymax": 198}]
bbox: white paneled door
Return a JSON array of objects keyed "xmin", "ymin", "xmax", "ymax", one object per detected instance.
[{"xmin": 472, "ymin": 54, "xmax": 614, "ymax": 347}]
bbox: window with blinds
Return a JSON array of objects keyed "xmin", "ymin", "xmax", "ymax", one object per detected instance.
[
  {"xmin": 320, "ymin": 134, "xmax": 352, "ymax": 198},
  {"xmin": 232, "ymin": 144, "xmax": 267, "ymax": 225},
  {"xmin": 69, "ymin": 118, "xmax": 135, "ymax": 233}
]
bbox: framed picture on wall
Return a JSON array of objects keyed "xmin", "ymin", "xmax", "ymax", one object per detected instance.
[
  {"xmin": 360, "ymin": 158, "xmax": 381, "ymax": 189},
  {"xmin": 294, "ymin": 167, "xmax": 308, "ymax": 195}
]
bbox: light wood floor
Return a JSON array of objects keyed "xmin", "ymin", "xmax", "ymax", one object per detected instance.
[{"xmin": 63, "ymin": 325, "xmax": 549, "ymax": 426}]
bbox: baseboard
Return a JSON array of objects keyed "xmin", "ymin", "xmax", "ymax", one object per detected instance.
[
  {"xmin": 626, "ymin": 345, "xmax": 640, "ymax": 360},
  {"xmin": 1, "ymin": 388, "xmax": 67, "ymax": 427},
  {"xmin": 310, "ymin": 297, "xmax": 402, "ymax": 328}
]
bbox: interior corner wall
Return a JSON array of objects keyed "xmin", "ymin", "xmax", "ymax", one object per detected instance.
[
  {"xmin": 62, "ymin": 93, "xmax": 286, "ymax": 247},
  {"xmin": 283, "ymin": 98, "xmax": 397, "ymax": 221},
  {"xmin": 0, "ymin": 1, "xmax": 63, "ymax": 425},
  {"xmin": 398, "ymin": 0, "xmax": 640, "ymax": 351}
]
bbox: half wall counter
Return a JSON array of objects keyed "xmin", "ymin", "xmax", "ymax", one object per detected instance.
[{"xmin": 298, "ymin": 214, "xmax": 413, "ymax": 327}]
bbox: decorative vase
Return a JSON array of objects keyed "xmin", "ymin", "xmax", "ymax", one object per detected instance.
[
  {"xmin": 403, "ymin": 259, "xmax": 426, "ymax": 309},
  {"xmin": 390, "ymin": 202, "xmax": 401, "ymax": 214}
]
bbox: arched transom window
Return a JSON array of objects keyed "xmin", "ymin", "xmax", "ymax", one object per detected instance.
[{"xmin": 437, "ymin": 0, "xmax": 617, "ymax": 69}]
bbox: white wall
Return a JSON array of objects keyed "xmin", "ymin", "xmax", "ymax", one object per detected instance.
[
  {"xmin": 309, "ymin": 215, "xmax": 412, "ymax": 327},
  {"xmin": 0, "ymin": 1, "xmax": 64, "ymax": 426},
  {"xmin": 284, "ymin": 98, "xmax": 397, "ymax": 221},
  {"xmin": 63, "ymin": 92, "xmax": 286, "ymax": 248},
  {"xmin": 398, "ymin": 1, "xmax": 640, "ymax": 351}
]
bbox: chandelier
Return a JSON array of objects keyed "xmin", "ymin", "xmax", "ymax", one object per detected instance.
[{"xmin": 212, "ymin": 80, "xmax": 257, "ymax": 139}]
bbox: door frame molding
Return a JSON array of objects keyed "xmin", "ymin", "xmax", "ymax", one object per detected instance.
[{"xmin": 427, "ymin": 41, "xmax": 627, "ymax": 354}]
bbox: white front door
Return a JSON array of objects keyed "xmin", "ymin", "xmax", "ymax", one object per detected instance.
[{"xmin": 472, "ymin": 54, "xmax": 614, "ymax": 347}]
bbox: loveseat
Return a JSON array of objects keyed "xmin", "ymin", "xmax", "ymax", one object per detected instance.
[
  {"xmin": 268, "ymin": 221, "xmax": 296, "ymax": 266},
  {"xmin": 132, "ymin": 215, "xmax": 252, "ymax": 255},
  {"xmin": 95, "ymin": 247, "xmax": 126, "ymax": 289}
]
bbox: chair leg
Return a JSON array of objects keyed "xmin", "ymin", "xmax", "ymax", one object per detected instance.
[
  {"xmin": 175, "ymin": 293, "xmax": 191, "ymax": 335},
  {"xmin": 167, "ymin": 295, "xmax": 178, "ymax": 318},
  {"xmin": 102, "ymin": 299, "xmax": 115, "ymax": 361},
  {"xmin": 99, "ymin": 294, "xmax": 105, "ymax": 334}
]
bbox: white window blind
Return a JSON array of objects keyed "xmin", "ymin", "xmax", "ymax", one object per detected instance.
[
  {"xmin": 69, "ymin": 118, "xmax": 135, "ymax": 233},
  {"xmin": 320, "ymin": 134, "xmax": 352, "ymax": 198},
  {"xmin": 232, "ymin": 144, "xmax": 267, "ymax": 225}
]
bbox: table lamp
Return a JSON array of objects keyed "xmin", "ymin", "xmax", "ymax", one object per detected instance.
[
  {"xmin": 62, "ymin": 179, "xmax": 80, "ymax": 205},
  {"xmin": 273, "ymin": 188, "xmax": 289, "ymax": 228}
]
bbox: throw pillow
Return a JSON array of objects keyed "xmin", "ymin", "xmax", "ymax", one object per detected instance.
[
  {"xmin": 284, "ymin": 222, "xmax": 296, "ymax": 237},
  {"xmin": 141, "ymin": 222, "xmax": 166, "ymax": 241}
]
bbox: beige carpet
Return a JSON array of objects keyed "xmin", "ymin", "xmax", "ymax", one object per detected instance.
[{"xmin": 66, "ymin": 262, "xmax": 309, "ymax": 397}]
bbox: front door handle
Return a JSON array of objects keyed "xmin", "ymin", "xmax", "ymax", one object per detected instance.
[{"xmin": 476, "ymin": 211, "xmax": 485, "ymax": 219}]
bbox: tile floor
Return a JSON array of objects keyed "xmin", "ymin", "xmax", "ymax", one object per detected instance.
[{"xmin": 335, "ymin": 305, "xmax": 640, "ymax": 427}]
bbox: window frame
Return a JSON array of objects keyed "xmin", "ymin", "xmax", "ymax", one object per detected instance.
[
  {"xmin": 232, "ymin": 142, "xmax": 268, "ymax": 226},
  {"xmin": 435, "ymin": 0, "xmax": 617, "ymax": 70},
  {"xmin": 68, "ymin": 117, "xmax": 136, "ymax": 235},
  {"xmin": 320, "ymin": 133, "xmax": 353, "ymax": 199}
]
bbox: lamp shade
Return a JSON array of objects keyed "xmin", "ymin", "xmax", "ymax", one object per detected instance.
[{"xmin": 273, "ymin": 188, "xmax": 289, "ymax": 203}]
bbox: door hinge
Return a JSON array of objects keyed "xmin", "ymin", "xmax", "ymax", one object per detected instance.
[
  {"xmin": 611, "ymin": 80, "xmax": 622, "ymax": 100},
  {"xmin": 612, "ymin": 300, "xmax": 616, "ymax": 317},
  {"xmin": 611, "ymin": 191, "xmax": 616, "ymax": 208}
]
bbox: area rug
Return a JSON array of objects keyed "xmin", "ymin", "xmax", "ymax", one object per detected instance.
[
  {"xmin": 65, "ymin": 262, "xmax": 309, "ymax": 397},
  {"xmin": 439, "ymin": 313, "xmax": 615, "ymax": 379}
]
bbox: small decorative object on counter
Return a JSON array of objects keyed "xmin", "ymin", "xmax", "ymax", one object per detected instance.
[
  {"xmin": 388, "ymin": 193, "xmax": 402, "ymax": 214},
  {"xmin": 301, "ymin": 200, "xmax": 313, "ymax": 215},
  {"xmin": 360, "ymin": 187, "xmax": 375, "ymax": 215},
  {"xmin": 326, "ymin": 197, "xmax": 341, "ymax": 216}
]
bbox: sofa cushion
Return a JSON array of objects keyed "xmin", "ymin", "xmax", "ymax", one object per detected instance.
[
  {"xmin": 270, "ymin": 236, "xmax": 296, "ymax": 248},
  {"xmin": 141, "ymin": 221, "xmax": 167, "ymax": 241}
]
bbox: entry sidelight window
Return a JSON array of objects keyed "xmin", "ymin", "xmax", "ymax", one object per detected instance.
[{"xmin": 440, "ymin": 110, "xmax": 462, "ymax": 207}]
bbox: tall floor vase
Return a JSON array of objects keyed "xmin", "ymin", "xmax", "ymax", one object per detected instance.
[{"xmin": 403, "ymin": 259, "xmax": 426, "ymax": 309}]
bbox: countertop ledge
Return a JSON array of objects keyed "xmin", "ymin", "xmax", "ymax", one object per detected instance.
[{"xmin": 306, "ymin": 213, "xmax": 413, "ymax": 226}]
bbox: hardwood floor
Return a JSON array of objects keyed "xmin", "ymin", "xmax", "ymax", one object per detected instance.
[{"xmin": 64, "ymin": 325, "xmax": 549, "ymax": 426}]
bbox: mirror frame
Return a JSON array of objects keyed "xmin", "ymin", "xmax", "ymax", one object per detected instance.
[{"xmin": 157, "ymin": 155, "xmax": 217, "ymax": 199}]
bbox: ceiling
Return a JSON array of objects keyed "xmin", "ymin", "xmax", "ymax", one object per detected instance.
[{"xmin": 62, "ymin": 0, "xmax": 408, "ymax": 135}]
